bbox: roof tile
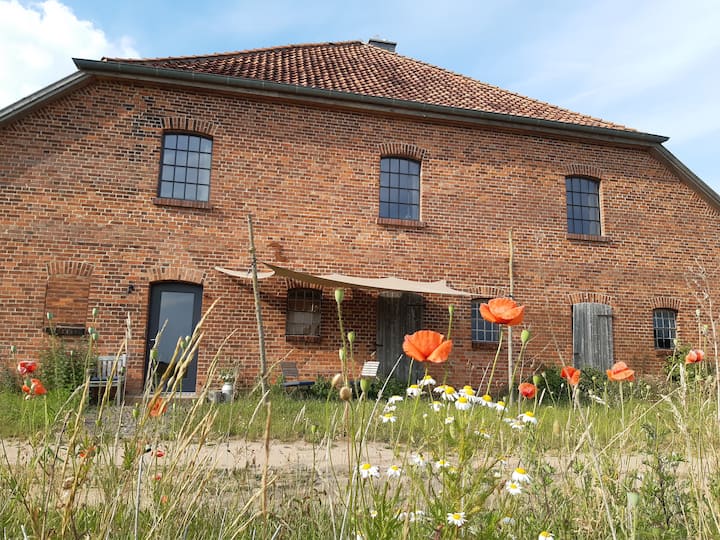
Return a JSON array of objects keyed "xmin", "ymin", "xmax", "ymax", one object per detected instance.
[{"xmin": 106, "ymin": 41, "xmax": 629, "ymax": 131}]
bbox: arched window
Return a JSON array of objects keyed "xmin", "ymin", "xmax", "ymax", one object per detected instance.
[
  {"xmin": 158, "ymin": 133, "xmax": 213, "ymax": 202},
  {"xmin": 653, "ymin": 308, "xmax": 677, "ymax": 349},
  {"xmin": 566, "ymin": 176, "xmax": 601, "ymax": 235},
  {"xmin": 379, "ymin": 157, "xmax": 420, "ymax": 220}
]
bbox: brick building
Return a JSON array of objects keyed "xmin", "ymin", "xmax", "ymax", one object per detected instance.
[{"xmin": 1, "ymin": 39, "xmax": 718, "ymax": 395}]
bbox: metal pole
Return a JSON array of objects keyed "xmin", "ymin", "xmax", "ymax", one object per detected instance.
[{"xmin": 247, "ymin": 214, "xmax": 269, "ymax": 398}]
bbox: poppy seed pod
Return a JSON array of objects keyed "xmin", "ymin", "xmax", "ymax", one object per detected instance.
[
  {"xmin": 448, "ymin": 304, "xmax": 455, "ymax": 315},
  {"xmin": 331, "ymin": 373, "xmax": 343, "ymax": 389},
  {"xmin": 334, "ymin": 288, "xmax": 344, "ymax": 304},
  {"xmin": 360, "ymin": 378, "xmax": 371, "ymax": 394},
  {"xmin": 92, "ymin": 307, "xmax": 99, "ymax": 318},
  {"xmin": 339, "ymin": 348, "xmax": 346, "ymax": 361},
  {"xmin": 10, "ymin": 345, "xmax": 16, "ymax": 354},
  {"xmin": 347, "ymin": 331, "xmax": 356, "ymax": 344},
  {"xmin": 339, "ymin": 386, "xmax": 352, "ymax": 401},
  {"xmin": 521, "ymin": 329, "xmax": 530, "ymax": 344}
]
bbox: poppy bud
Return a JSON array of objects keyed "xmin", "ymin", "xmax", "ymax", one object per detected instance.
[
  {"xmin": 695, "ymin": 308, "xmax": 701, "ymax": 318},
  {"xmin": 92, "ymin": 307, "xmax": 99, "ymax": 318},
  {"xmin": 347, "ymin": 331, "xmax": 356, "ymax": 344},
  {"xmin": 521, "ymin": 329, "xmax": 530, "ymax": 344},
  {"xmin": 9, "ymin": 345, "xmax": 16, "ymax": 354},
  {"xmin": 339, "ymin": 348, "xmax": 346, "ymax": 362},
  {"xmin": 132, "ymin": 405, "xmax": 140, "ymax": 419},
  {"xmin": 46, "ymin": 312, "xmax": 53, "ymax": 320},
  {"xmin": 331, "ymin": 373, "xmax": 343, "ymax": 389},
  {"xmin": 150, "ymin": 348, "xmax": 158, "ymax": 361},
  {"xmin": 627, "ymin": 491, "xmax": 639, "ymax": 509},
  {"xmin": 334, "ymin": 288, "xmax": 344, "ymax": 304},
  {"xmin": 360, "ymin": 378, "xmax": 371, "ymax": 394},
  {"xmin": 339, "ymin": 386, "xmax": 352, "ymax": 401},
  {"xmin": 448, "ymin": 304, "xmax": 455, "ymax": 316},
  {"xmin": 532, "ymin": 374, "xmax": 542, "ymax": 386}
]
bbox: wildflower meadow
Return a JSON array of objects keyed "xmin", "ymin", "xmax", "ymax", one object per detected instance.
[{"xmin": 1, "ymin": 293, "xmax": 720, "ymax": 539}]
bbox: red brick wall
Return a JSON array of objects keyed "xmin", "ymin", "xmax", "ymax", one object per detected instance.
[{"xmin": 1, "ymin": 78, "xmax": 719, "ymax": 393}]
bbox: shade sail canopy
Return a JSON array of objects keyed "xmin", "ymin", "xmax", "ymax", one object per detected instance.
[
  {"xmin": 215, "ymin": 266, "xmax": 276, "ymax": 280},
  {"xmin": 216, "ymin": 263, "xmax": 471, "ymax": 296}
]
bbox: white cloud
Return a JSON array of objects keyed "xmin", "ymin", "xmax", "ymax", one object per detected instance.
[{"xmin": 0, "ymin": 0, "xmax": 138, "ymax": 108}]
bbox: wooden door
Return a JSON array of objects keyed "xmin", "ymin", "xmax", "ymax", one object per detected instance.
[
  {"xmin": 572, "ymin": 302, "xmax": 614, "ymax": 370},
  {"xmin": 376, "ymin": 292, "xmax": 424, "ymax": 383}
]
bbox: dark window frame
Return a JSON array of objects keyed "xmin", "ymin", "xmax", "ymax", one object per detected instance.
[
  {"xmin": 471, "ymin": 298, "xmax": 501, "ymax": 344},
  {"xmin": 158, "ymin": 132, "xmax": 213, "ymax": 202},
  {"xmin": 566, "ymin": 176, "xmax": 601, "ymax": 236},
  {"xmin": 286, "ymin": 288, "xmax": 322, "ymax": 338},
  {"xmin": 379, "ymin": 157, "xmax": 421, "ymax": 221},
  {"xmin": 653, "ymin": 308, "xmax": 677, "ymax": 349}
]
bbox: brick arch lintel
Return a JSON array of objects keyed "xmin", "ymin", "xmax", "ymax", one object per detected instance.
[
  {"xmin": 467, "ymin": 285, "xmax": 509, "ymax": 299},
  {"xmin": 379, "ymin": 142, "xmax": 428, "ymax": 161},
  {"xmin": 568, "ymin": 292, "xmax": 615, "ymax": 306},
  {"xmin": 148, "ymin": 266, "xmax": 205, "ymax": 285},
  {"xmin": 652, "ymin": 296, "xmax": 682, "ymax": 311},
  {"xmin": 46, "ymin": 260, "xmax": 94, "ymax": 277},
  {"xmin": 565, "ymin": 164, "xmax": 604, "ymax": 180},
  {"xmin": 161, "ymin": 117, "xmax": 217, "ymax": 136}
]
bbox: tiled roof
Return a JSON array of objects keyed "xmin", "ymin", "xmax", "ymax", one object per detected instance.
[{"xmin": 106, "ymin": 41, "xmax": 629, "ymax": 131}]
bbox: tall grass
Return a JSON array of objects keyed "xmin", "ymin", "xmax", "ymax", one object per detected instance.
[{"xmin": 1, "ymin": 298, "xmax": 720, "ymax": 538}]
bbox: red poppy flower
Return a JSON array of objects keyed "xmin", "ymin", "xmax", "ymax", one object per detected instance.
[
  {"xmin": 685, "ymin": 349, "xmax": 705, "ymax": 364},
  {"xmin": 149, "ymin": 397, "xmax": 168, "ymax": 417},
  {"xmin": 30, "ymin": 379, "xmax": 47, "ymax": 396},
  {"xmin": 560, "ymin": 366, "xmax": 581, "ymax": 386},
  {"xmin": 606, "ymin": 361, "xmax": 635, "ymax": 382},
  {"xmin": 402, "ymin": 330, "xmax": 453, "ymax": 363},
  {"xmin": 21, "ymin": 384, "xmax": 31, "ymax": 394},
  {"xmin": 154, "ymin": 449, "xmax": 165, "ymax": 458},
  {"xmin": 79, "ymin": 446, "xmax": 97, "ymax": 459},
  {"xmin": 17, "ymin": 360, "xmax": 37, "ymax": 376},
  {"xmin": 518, "ymin": 382, "xmax": 537, "ymax": 399},
  {"xmin": 480, "ymin": 298, "xmax": 525, "ymax": 326}
]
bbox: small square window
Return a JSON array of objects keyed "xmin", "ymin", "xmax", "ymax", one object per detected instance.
[
  {"xmin": 471, "ymin": 299, "xmax": 500, "ymax": 343},
  {"xmin": 653, "ymin": 309, "xmax": 676, "ymax": 349},
  {"xmin": 286, "ymin": 288, "xmax": 322, "ymax": 337}
]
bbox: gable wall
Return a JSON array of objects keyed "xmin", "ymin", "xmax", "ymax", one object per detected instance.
[{"xmin": 1, "ymin": 78, "xmax": 719, "ymax": 392}]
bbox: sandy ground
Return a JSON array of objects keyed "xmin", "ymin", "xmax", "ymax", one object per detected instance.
[{"xmin": 1, "ymin": 437, "xmax": 399, "ymax": 474}]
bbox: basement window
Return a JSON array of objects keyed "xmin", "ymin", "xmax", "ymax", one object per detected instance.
[
  {"xmin": 286, "ymin": 288, "xmax": 322, "ymax": 338},
  {"xmin": 653, "ymin": 308, "xmax": 676, "ymax": 349}
]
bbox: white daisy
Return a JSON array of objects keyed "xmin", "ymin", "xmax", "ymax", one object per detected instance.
[
  {"xmin": 538, "ymin": 532, "xmax": 554, "ymax": 540},
  {"xmin": 501, "ymin": 516, "xmax": 516, "ymax": 526},
  {"xmin": 386, "ymin": 465, "xmax": 402, "ymax": 478},
  {"xmin": 429, "ymin": 400, "xmax": 443, "ymax": 412},
  {"xmin": 419, "ymin": 374, "xmax": 436, "ymax": 387},
  {"xmin": 446, "ymin": 511, "xmax": 466, "ymax": 527},
  {"xmin": 358, "ymin": 463, "xmax": 380, "ymax": 479},
  {"xmin": 459, "ymin": 385, "xmax": 477, "ymax": 399},
  {"xmin": 455, "ymin": 395, "xmax": 472, "ymax": 410},
  {"xmin": 494, "ymin": 400, "xmax": 506, "ymax": 412},
  {"xmin": 406, "ymin": 384, "xmax": 422, "ymax": 398},
  {"xmin": 479, "ymin": 394, "xmax": 493, "ymax": 407},
  {"xmin": 411, "ymin": 453, "xmax": 427, "ymax": 467},
  {"xmin": 388, "ymin": 395, "xmax": 404, "ymax": 404},
  {"xmin": 396, "ymin": 510, "xmax": 424, "ymax": 523},
  {"xmin": 434, "ymin": 458, "xmax": 451, "ymax": 471},
  {"xmin": 510, "ymin": 420, "xmax": 525, "ymax": 430},
  {"xmin": 444, "ymin": 416, "xmax": 455, "ymax": 424},
  {"xmin": 505, "ymin": 480, "xmax": 523, "ymax": 495},
  {"xmin": 519, "ymin": 411, "xmax": 538, "ymax": 424},
  {"xmin": 380, "ymin": 413, "xmax": 396, "ymax": 423},
  {"xmin": 439, "ymin": 385, "xmax": 458, "ymax": 401},
  {"xmin": 383, "ymin": 404, "xmax": 397, "ymax": 413},
  {"xmin": 511, "ymin": 467, "xmax": 531, "ymax": 483},
  {"xmin": 369, "ymin": 509, "xmax": 378, "ymax": 519}
]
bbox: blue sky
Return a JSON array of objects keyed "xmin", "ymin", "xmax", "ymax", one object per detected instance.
[{"xmin": 1, "ymin": 0, "xmax": 718, "ymax": 194}]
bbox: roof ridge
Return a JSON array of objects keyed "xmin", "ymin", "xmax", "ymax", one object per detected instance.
[{"xmin": 104, "ymin": 40, "xmax": 365, "ymax": 64}]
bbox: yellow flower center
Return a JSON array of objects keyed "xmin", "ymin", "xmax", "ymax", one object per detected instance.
[
  {"xmin": 445, "ymin": 386, "xmax": 455, "ymax": 394},
  {"xmin": 482, "ymin": 394, "xmax": 492, "ymax": 402},
  {"xmin": 515, "ymin": 468, "xmax": 526, "ymax": 474},
  {"xmin": 361, "ymin": 463, "xmax": 371, "ymax": 470},
  {"xmin": 524, "ymin": 411, "xmax": 535, "ymax": 417},
  {"xmin": 452, "ymin": 513, "xmax": 462, "ymax": 520}
]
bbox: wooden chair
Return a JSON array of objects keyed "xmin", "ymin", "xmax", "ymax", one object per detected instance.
[
  {"xmin": 87, "ymin": 354, "xmax": 127, "ymax": 405},
  {"xmin": 280, "ymin": 362, "xmax": 314, "ymax": 392}
]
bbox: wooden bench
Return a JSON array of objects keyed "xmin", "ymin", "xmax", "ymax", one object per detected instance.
[
  {"xmin": 88, "ymin": 354, "xmax": 127, "ymax": 405},
  {"xmin": 280, "ymin": 362, "xmax": 314, "ymax": 392},
  {"xmin": 349, "ymin": 360, "xmax": 380, "ymax": 394}
]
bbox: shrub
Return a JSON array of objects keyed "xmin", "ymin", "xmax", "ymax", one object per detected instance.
[{"xmin": 40, "ymin": 335, "xmax": 96, "ymax": 391}]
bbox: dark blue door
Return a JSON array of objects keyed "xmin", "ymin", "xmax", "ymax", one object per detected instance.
[{"xmin": 146, "ymin": 282, "xmax": 202, "ymax": 392}]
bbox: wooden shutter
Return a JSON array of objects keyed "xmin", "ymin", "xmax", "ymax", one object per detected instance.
[{"xmin": 572, "ymin": 302, "xmax": 614, "ymax": 370}]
